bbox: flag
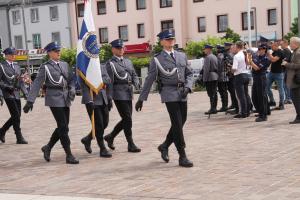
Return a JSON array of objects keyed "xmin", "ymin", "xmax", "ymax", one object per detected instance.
[{"xmin": 76, "ymin": 0, "xmax": 103, "ymax": 94}]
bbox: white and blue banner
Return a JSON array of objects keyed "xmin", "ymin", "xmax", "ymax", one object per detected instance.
[{"xmin": 76, "ymin": 0, "xmax": 103, "ymax": 94}]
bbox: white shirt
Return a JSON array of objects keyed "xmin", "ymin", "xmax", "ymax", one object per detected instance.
[
  {"xmin": 6, "ymin": 60, "xmax": 14, "ymax": 69},
  {"xmin": 164, "ymin": 49, "xmax": 175, "ymax": 58},
  {"xmin": 51, "ymin": 60, "xmax": 60, "ymax": 65},
  {"xmin": 232, "ymin": 50, "xmax": 248, "ymax": 76}
]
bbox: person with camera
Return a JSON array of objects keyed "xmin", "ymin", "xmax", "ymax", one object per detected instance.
[
  {"xmin": 249, "ymin": 44, "xmax": 271, "ymax": 122},
  {"xmin": 282, "ymin": 37, "xmax": 300, "ymax": 124}
]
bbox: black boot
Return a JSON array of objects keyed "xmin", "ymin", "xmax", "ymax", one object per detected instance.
[
  {"xmin": 66, "ymin": 154, "xmax": 79, "ymax": 164},
  {"xmin": 205, "ymin": 108, "xmax": 217, "ymax": 115},
  {"xmin": 0, "ymin": 128, "xmax": 5, "ymax": 143},
  {"xmin": 16, "ymin": 132, "xmax": 28, "ymax": 144},
  {"xmin": 217, "ymin": 107, "xmax": 228, "ymax": 112},
  {"xmin": 104, "ymin": 134, "xmax": 115, "ymax": 150},
  {"xmin": 158, "ymin": 144, "xmax": 169, "ymax": 163},
  {"xmin": 99, "ymin": 140, "xmax": 112, "ymax": 158},
  {"xmin": 81, "ymin": 134, "xmax": 92, "ymax": 154},
  {"xmin": 178, "ymin": 149, "xmax": 193, "ymax": 168},
  {"xmin": 41, "ymin": 145, "xmax": 51, "ymax": 162}
]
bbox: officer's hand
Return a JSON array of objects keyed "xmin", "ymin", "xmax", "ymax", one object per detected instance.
[
  {"xmin": 108, "ymin": 99, "xmax": 113, "ymax": 111},
  {"xmin": 0, "ymin": 96, "xmax": 3, "ymax": 106},
  {"xmin": 135, "ymin": 100, "xmax": 143, "ymax": 112},
  {"xmin": 181, "ymin": 87, "xmax": 190, "ymax": 99},
  {"xmin": 68, "ymin": 90, "xmax": 76, "ymax": 101},
  {"xmin": 23, "ymin": 102, "xmax": 33, "ymax": 113},
  {"xmin": 87, "ymin": 101, "xmax": 95, "ymax": 110}
]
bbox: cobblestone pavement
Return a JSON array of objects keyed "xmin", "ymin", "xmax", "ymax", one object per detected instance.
[{"xmin": 0, "ymin": 91, "xmax": 300, "ymax": 200}]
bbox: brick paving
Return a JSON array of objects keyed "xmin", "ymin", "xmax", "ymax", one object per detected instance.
[{"xmin": 0, "ymin": 91, "xmax": 300, "ymax": 200}]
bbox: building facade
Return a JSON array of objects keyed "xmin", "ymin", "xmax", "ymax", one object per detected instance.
[{"xmin": 71, "ymin": 0, "xmax": 292, "ymax": 49}]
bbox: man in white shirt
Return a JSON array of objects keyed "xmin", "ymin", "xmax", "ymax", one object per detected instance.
[{"xmin": 231, "ymin": 41, "xmax": 252, "ymax": 118}]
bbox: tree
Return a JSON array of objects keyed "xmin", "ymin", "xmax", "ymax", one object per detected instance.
[
  {"xmin": 0, "ymin": 53, "xmax": 4, "ymax": 62},
  {"xmin": 222, "ymin": 28, "xmax": 241, "ymax": 43},
  {"xmin": 152, "ymin": 39, "xmax": 163, "ymax": 54},
  {"xmin": 99, "ymin": 44, "xmax": 112, "ymax": 63},
  {"xmin": 284, "ymin": 17, "xmax": 299, "ymax": 41}
]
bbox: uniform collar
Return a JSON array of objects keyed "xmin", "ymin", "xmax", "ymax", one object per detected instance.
[
  {"xmin": 163, "ymin": 49, "xmax": 175, "ymax": 56},
  {"xmin": 6, "ymin": 60, "xmax": 14, "ymax": 65},
  {"xmin": 50, "ymin": 59, "xmax": 60, "ymax": 65},
  {"xmin": 113, "ymin": 55, "xmax": 124, "ymax": 61}
]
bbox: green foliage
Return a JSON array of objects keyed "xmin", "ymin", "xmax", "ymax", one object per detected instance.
[
  {"xmin": 152, "ymin": 39, "xmax": 163, "ymax": 54},
  {"xmin": 222, "ymin": 28, "xmax": 241, "ymax": 43},
  {"xmin": 185, "ymin": 36, "xmax": 232, "ymax": 58},
  {"xmin": 0, "ymin": 52, "xmax": 4, "ymax": 62},
  {"xmin": 60, "ymin": 48, "xmax": 77, "ymax": 67},
  {"xmin": 99, "ymin": 44, "xmax": 112, "ymax": 63},
  {"xmin": 284, "ymin": 17, "xmax": 299, "ymax": 41},
  {"xmin": 129, "ymin": 57, "xmax": 151, "ymax": 69}
]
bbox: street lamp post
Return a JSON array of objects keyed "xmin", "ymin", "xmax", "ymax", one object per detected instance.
[{"xmin": 247, "ymin": 0, "xmax": 252, "ymax": 47}]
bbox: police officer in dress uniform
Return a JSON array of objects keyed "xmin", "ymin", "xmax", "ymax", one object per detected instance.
[
  {"xmin": 23, "ymin": 42, "xmax": 79, "ymax": 164},
  {"xmin": 80, "ymin": 64, "xmax": 113, "ymax": 158},
  {"xmin": 249, "ymin": 44, "xmax": 271, "ymax": 122},
  {"xmin": 0, "ymin": 47, "xmax": 28, "ymax": 144},
  {"xmin": 103, "ymin": 39, "xmax": 141, "ymax": 153},
  {"xmin": 135, "ymin": 30, "xmax": 193, "ymax": 168},
  {"xmin": 216, "ymin": 45, "xmax": 229, "ymax": 112},
  {"xmin": 202, "ymin": 44, "xmax": 219, "ymax": 115}
]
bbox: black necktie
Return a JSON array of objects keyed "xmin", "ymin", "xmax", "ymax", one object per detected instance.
[
  {"xmin": 120, "ymin": 59, "xmax": 123, "ymax": 62},
  {"xmin": 170, "ymin": 52, "xmax": 175, "ymax": 62},
  {"xmin": 10, "ymin": 64, "xmax": 15, "ymax": 71}
]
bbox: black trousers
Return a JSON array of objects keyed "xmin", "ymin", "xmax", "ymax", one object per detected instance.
[
  {"xmin": 252, "ymin": 75, "xmax": 270, "ymax": 118},
  {"xmin": 164, "ymin": 102, "xmax": 187, "ymax": 151},
  {"xmin": 85, "ymin": 104, "xmax": 106, "ymax": 146},
  {"xmin": 110, "ymin": 100, "xmax": 134, "ymax": 144},
  {"xmin": 217, "ymin": 82, "xmax": 228, "ymax": 108},
  {"xmin": 228, "ymin": 77, "xmax": 238, "ymax": 109},
  {"xmin": 234, "ymin": 74, "xmax": 251, "ymax": 115},
  {"xmin": 2, "ymin": 98, "xmax": 22, "ymax": 135},
  {"xmin": 291, "ymin": 88, "xmax": 300, "ymax": 119},
  {"xmin": 205, "ymin": 81, "xmax": 218, "ymax": 110},
  {"xmin": 48, "ymin": 107, "xmax": 72, "ymax": 155}
]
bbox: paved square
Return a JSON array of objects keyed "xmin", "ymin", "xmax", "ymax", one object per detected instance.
[{"xmin": 0, "ymin": 92, "xmax": 300, "ymax": 200}]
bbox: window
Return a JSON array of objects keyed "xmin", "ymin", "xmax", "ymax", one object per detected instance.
[
  {"xmin": 217, "ymin": 15, "xmax": 228, "ymax": 33},
  {"xmin": 117, "ymin": 0, "xmax": 126, "ymax": 12},
  {"xmin": 193, "ymin": 0, "xmax": 204, "ymax": 2},
  {"xmin": 197, "ymin": 17, "xmax": 206, "ymax": 32},
  {"xmin": 97, "ymin": 1, "xmax": 106, "ymax": 15},
  {"xmin": 118, "ymin": 25, "xmax": 128, "ymax": 41},
  {"xmin": 137, "ymin": 23, "xmax": 145, "ymax": 38},
  {"xmin": 241, "ymin": 12, "xmax": 254, "ymax": 30},
  {"xmin": 14, "ymin": 35, "xmax": 23, "ymax": 49},
  {"xmin": 77, "ymin": 3, "xmax": 84, "ymax": 17},
  {"xmin": 30, "ymin": 8, "xmax": 39, "ymax": 23},
  {"xmin": 12, "ymin": 10, "xmax": 21, "ymax": 25},
  {"xmin": 50, "ymin": 6, "xmax": 59, "ymax": 21},
  {"xmin": 32, "ymin": 34, "xmax": 41, "ymax": 49},
  {"xmin": 52, "ymin": 32, "xmax": 61, "ymax": 45},
  {"xmin": 160, "ymin": 0, "xmax": 172, "ymax": 8},
  {"xmin": 161, "ymin": 20, "xmax": 173, "ymax": 31},
  {"xmin": 268, "ymin": 9, "xmax": 277, "ymax": 25},
  {"xmin": 136, "ymin": 0, "xmax": 146, "ymax": 10},
  {"xmin": 99, "ymin": 28, "xmax": 108, "ymax": 43}
]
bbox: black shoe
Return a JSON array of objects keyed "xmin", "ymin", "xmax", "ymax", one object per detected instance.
[
  {"xmin": 16, "ymin": 134, "xmax": 28, "ymax": 144},
  {"xmin": 158, "ymin": 144, "xmax": 169, "ymax": 163},
  {"xmin": 274, "ymin": 104, "xmax": 284, "ymax": 110},
  {"xmin": 217, "ymin": 107, "xmax": 228, "ymax": 112},
  {"xmin": 269, "ymin": 101, "xmax": 276, "ymax": 107},
  {"xmin": 0, "ymin": 128, "xmax": 5, "ymax": 143},
  {"xmin": 66, "ymin": 155, "xmax": 79, "ymax": 164},
  {"xmin": 205, "ymin": 109, "xmax": 218, "ymax": 115},
  {"xmin": 81, "ymin": 137, "xmax": 92, "ymax": 154},
  {"xmin": 128, "ymin": 143, "xmax": 141, "ymax": 153},
  {"xmin": 255, "ymin": 117, "xmax": 267, "ymax": 122},
  {"xmin": 227, "ymin": 105, "xmax": 235, "ymax": 110},
  {"xmin": 104, "ymin": 135, "xmax": 115, "ymax": 150},
  {"xmin": 233, "ymin": 114, "xmax": 247, "ymax": 119},
  {"xmin": 41, "ymin": 145, "xmax": 51, "ymax": 162},
  {"xmin": 289, "ymin": 119, "xmax": 300, "ymax": 124},
  {"xmin": 179, "ymin": 157, "xmax": 193, "ymax": 168},
  {"xmin": 100, "ymin": 148, "xmax": 112, "ymax": 158}
]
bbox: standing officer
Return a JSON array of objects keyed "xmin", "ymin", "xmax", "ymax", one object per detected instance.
[
  {"xmin": 202, "ymin": 44, "xmax": 219, "ymax": 115},
  {"xmin": 80, "ymin": 64, "xmax": 112, "ymax": 158},
  {"xmin": 0, "ymin": 47, "xmax": 28, "ymax": 144},
  {"xmin": 23, "ymin": 42, "xmax": 79, "ymax": 164},
  {"xmin": 135, "ymin": 30, "xmax": 193, "ymax": 168},
  {"xmin": 103, "ymin": 39, "xmax": 141, "ymax": 153},
  {"xmin": 249, "ymin": 44, "xmax": 271, "ymax": 122},
  {"xmin": 216, "ymin": 45, "xmax": 229, "ymax": 112}
]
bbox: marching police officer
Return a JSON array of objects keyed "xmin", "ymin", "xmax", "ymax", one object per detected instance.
[
  {"xmin": 202, "ymin": 44, "xmax": 219, "ymax": 115},
  {"xmin": 223, "ymin": 42, "xmax": 238, "ymax": 113},
  {"xmin": 249, "ymin": 44, "xmax": 271, "ymax": 122},
  {"xmin": 103, "ymin": 39, "xmax": 141, "ymax": 153},
  {"xmin": 135, "ymin": 30, "xmax": 193, "ymax": 168},
  {"xmin": 0, "ymin": 47, "xmax": 28, "ymax": 144},
  {"xmin": 23, "ymin": 42, "xmax": 79, "ymax": 164},
  {"xmin": 80, "ymin": 64, "xmax": 112, "ymax": 158},
  {"xmin": 216, "ymin": 45, "xmax": 229, "ymax": 112}
]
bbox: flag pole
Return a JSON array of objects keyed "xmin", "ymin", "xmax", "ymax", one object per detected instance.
[{"xmin": 90, "ymin": 89, "xmax": 96, "ymax": 139}]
